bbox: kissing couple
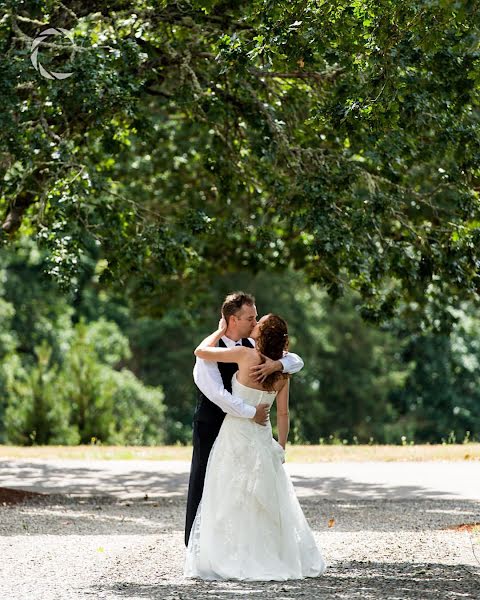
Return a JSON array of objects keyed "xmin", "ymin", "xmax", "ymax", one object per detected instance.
[{"xmin": 184, "ymin": 291, "xmax": 327, "ymax": 581}]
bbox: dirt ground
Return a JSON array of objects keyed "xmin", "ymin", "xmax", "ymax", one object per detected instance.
[{"xmin": 1, "ymin": 458, "xmax": 479, "ymax": 599}]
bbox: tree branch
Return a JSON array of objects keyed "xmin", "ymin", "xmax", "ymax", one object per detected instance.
[{"xmin": 2, "ymin": 189, "xmax": 37, "ymax": 234}]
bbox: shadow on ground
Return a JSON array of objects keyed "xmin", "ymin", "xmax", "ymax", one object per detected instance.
[
  {"xmin": 1, "ymin": 460, "xmax": 477, "ymax": 502},
  {"xmin": 0, "ymin": 460, "xmax": 188, "ymax": 498},
  {"xmin": 87, "ymin": 561, "xmax": 480, "ymax": 600}
]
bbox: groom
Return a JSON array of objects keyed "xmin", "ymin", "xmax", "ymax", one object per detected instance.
[{"xmin": 185, "ymin": 291, "xmax": 304, "ymax": 546}]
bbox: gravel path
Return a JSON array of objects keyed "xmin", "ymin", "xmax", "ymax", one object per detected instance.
[{"xmin": 1, "ymin": 460, "xmax": 479, "ymax": 599}]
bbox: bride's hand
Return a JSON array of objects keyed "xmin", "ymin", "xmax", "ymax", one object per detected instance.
[
  {"xmin": 272, "ymin": 439, "xmax": 286, "ymax": 464},
  {"xmin": 217, "ymin": 315, "xmax": 227, "ymax": 335}
]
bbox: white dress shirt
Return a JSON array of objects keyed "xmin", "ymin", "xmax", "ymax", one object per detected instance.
[{"xmin": 193, "ymin": 335, "xmax": 304, "ymax": 419}]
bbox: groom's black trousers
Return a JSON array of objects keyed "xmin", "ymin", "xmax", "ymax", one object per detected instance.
[
  {"xmin": 186, "ymin": 343, "xmax": 249, "ymax": 547},
  {"xmin": 184, "ymin": 419, "xmax": 221, "ymax": 546}
]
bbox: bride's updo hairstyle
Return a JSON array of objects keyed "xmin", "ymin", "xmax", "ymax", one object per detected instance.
[{"xmin": 256, "ymin": 314, "xmax": 289, "ymax": 391}]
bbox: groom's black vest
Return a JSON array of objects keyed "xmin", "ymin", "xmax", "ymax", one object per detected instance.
[{"xmin": 193, "ymin": 337, "xmax": 254, "ymax": 427}]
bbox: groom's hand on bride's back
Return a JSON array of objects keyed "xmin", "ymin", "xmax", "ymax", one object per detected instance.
[
  {"xmin": 253, "ymin": 403, "xmax": 270, "ymax": 426},
  {"xmin": 250, "ymin": 354, "xmax": 282, "ymax": 384}
]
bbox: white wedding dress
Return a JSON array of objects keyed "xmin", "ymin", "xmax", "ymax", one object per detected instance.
[{"xmin": 184, "ymin": 372, "xmax": 327, "ymax": 581}]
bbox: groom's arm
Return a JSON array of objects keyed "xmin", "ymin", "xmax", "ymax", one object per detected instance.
[
  {"xmin": 279, "ymin": 351, "xmax": 304, "ymax": 374},
  {"xmin": 248, "ymin": 339, "xmax": 304, "ymax": 382},
  {"xmin": 193, "ymin": 358, "xmax": 256, "ymax": 419},
  {"xmin": 248, "ymin": 338, "xmax": 304, "ymax": 374}
]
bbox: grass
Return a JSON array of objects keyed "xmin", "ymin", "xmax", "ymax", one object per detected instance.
[{"xmin": 0, "ymin": 443, "xmax": 479, "ymax": 462}]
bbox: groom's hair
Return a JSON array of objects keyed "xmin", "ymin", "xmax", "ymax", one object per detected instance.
[{"xmin": 222, "ymin": 291, "xmax": 255, "ymax": 324}]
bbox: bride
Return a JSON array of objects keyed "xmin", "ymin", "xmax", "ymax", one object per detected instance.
[{"xmin": 184, "ymin": 313, "xmax": 327, "ymax": 581}]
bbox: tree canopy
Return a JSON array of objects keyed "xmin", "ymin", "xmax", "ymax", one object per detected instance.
[{"xmin": 1, "ymin": 0, "xmax": 479, "ymax": 326}]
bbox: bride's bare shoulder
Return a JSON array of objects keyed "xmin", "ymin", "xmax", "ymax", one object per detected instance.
[{"xmin": 241, "ymin": 346, "xmax": 261, "ymax": 362}]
